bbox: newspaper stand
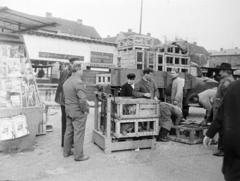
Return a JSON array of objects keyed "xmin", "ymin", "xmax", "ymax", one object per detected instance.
[
  {"xmin": 92, "ymin": 91, "xmax": 159, "ymax": 153},
  {"xmin": 0, "ymin": 7, "xmax": 57, "ymax": 151}
]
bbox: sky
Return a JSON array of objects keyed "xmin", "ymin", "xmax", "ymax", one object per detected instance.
[{"xmin": 1, "ymin": 0, "xmax": 240, "ymax": 51}]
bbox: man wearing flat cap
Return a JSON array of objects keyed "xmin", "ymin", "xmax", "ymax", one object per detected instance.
[
  {"xmin": 205, "ymin": 63, "xmax": 235, "ymax": 157},
  {"xmin": 120, "ymin": 73, "xmax": 136, "ymax": 97}
]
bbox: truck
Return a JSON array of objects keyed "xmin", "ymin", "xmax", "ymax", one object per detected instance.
[{"xmin": 82, "ymin": 35, "xmax": 218, "ymax": 118}]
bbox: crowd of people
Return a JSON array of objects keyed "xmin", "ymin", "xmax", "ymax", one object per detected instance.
[{"xmin": 55, "ymin": 58, "xmax": 239, "ymax": 180}]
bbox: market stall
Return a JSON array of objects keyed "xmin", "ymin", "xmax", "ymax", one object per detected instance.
[{"xmin": 0, "ymin": 6, "xmax": 57, "ymax": 150}]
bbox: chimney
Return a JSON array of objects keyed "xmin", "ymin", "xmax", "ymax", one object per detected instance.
[
  {"xmin": 220, "ymin": 48, "xmax": 223, "ymax": 51},
  {"xmin": 147, "ymin": 33, "xmax": 151, "ymax": 37},
  {"xmin": 128, "ymin": 29, "xmax": 132, "ymax": 33},
  {"xmin": 193, "ymin": 42, "xmax": 197, "ymax": 45},
  {"xmin": 235, "ymin": 47, "xmax": 238, "ymax": 49},
  {"xmin": 46, "ymin": 12, "xmax": 52, "ymax": 18},
  {"xmin": 77, "ymin": 19, "xmax": 82, "ymax": 24},
  {"xmin": 107, "ymin": 35, "xmax": 110, "ymax": 38}
]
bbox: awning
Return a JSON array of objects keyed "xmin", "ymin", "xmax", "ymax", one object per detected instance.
[{"xmin": 0, "ymin": 6, "xmax": 58, "ymax": 33}]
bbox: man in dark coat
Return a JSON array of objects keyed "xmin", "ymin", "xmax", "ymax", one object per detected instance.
[
  {"xmin": 63, "ymin": 63, "xmax": 89, "ymax": 162},
  {"xmin": 133, "ymin": 67, "xmax": 159, "ymax": 100},
  {"xmin": 203, "ymin": 80, "xmax": 240, "ymax": 181},
  {"xmin": 120, "ymin": 73, "xmax": 135, "ymax": 96},
  {"xmin": 55, "ymin": 57, "xmax": 79, "ymax": 147},
  {"xmin": 207, "ymin": 63, "xmax": 235, "ymax": 157}
]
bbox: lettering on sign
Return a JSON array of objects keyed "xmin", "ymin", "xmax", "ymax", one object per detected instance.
[
  {"xmin": 39, "ymin": 52, "xmax": 84, "ymax": 60},
  {"xmin": 91, "ymin": 51, "xmax": 113, "ymax": 64}
]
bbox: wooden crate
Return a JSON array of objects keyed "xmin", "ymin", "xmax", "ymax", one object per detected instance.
[
  {"xmin": 168, "ymin": 125, "xmax": 208, "ymax": 145},
  {"xmin": 111, "ymin": 97, "xmax": 160, "ymax": 119},
  {"xmin": 92, "ymin": 91, "xmax": 157, "ymax": 153},
  {"xmin": 37, "ymin": 101, "xmax": 60, "ymax": 135},
  {"xmin": 111, "ymin": 117, "xmax": 159, "ymax": 138}
]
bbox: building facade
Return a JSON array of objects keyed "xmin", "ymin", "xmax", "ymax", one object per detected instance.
[
  {"xmin": 22, "ymin": 13, "xmax": 117, "ymax": 83},
  {"xmin": 209, "ymin": 47, "xmax": 240, "ymax": 68}
]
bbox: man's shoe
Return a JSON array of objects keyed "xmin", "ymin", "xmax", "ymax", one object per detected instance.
[
  {"xmin": 63, "ymin": 151, "xmax": 73, "ymax": 157},
  {"xmin": 74, "ymin": 155, "xmax": 89, "ymax": 162},
  {"xmin": 156, "ymin": 137, "xmax": 169, "ymax": 142},
  {"xmin": 213, "ymin": 150, "xmax": 224, "ymax": 157}
]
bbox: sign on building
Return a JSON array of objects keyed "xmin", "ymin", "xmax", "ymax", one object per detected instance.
[
  {"xmin": 39, "ymin": 52, "xmax": 84, "ymax": 61},
  {"xmin": 91, "ymin": 51, "xmax": 113, "ymax": 64}
]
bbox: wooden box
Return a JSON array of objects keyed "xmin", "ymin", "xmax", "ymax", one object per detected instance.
[
  {"xmin": 168, "ymin": 125, "xmax": 208, "ymax": 145},
  {"xmin": 111, "ymin": 97, "xmax": 160, "ymax": 119},
  {"xmin": 111, "ymin": 117, "xmax": 159, "ymax": 138},
  {"xmin": 92, "ymin": 92, "xmax": 156, "ymax": 153}
]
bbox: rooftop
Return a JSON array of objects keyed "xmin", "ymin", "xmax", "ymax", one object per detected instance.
[
  {"xmin": 45, "ymin": 15, "xmax": 101, "ymax": 40},
  {"xmin": 103, "ymin": 30, "xmax": 161, "ymax": 45},
  {"xmin": 188, "ymin": 43, "xmax": 209, "ymax": 55}
]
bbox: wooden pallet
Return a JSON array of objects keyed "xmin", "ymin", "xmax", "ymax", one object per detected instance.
[
  {"xmin": 168, "ymin": 124, "xmax": 208, "ymax": 145},
  {"xmin": 92, "ymin": 129, "xmax": 156, "ymax": 153}
]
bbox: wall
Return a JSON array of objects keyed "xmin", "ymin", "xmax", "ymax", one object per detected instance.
[{"xmin": 23, "ymin": 34, "xmax": 117, "ymax": 64}]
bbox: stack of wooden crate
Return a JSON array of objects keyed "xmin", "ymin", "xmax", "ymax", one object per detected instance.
[
  {"xmin": 92, "ymin": 92, "xmax": 160, "ymax": 153},
  {"xmin": 111, "ymin": 97, "xmax": 159, "ymax": 138}
]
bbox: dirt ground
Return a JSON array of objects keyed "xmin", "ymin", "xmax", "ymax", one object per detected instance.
[{"xmin": 0, "ymin": 106, "xmax": 224, "ymax": 181}]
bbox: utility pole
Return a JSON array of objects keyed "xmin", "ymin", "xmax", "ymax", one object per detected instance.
[{"xmin": 139, "ymin": 0, "xmax": 143, "ymax": 34}]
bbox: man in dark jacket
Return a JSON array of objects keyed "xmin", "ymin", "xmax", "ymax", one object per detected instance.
[
  {"xmin": 203, "ymin": 80, "xmax": 240, "ymax": 181},
  {"xmin": 55, "ymin": 57, "xmax": 79, "ymax": 147},
  {"xmin": 63, "ymin": 63, "xmax": 89, "ymax": 162},
  {"xmin": 207, "ymin": 63, "xmax": 235, "ymax": 157},
  {"xmin": 120, "ymin": 73, "xmax": 135, "ymax": 97},
  {"xmin": 133, "ymin": 67, "xmax": 159, "ymax": 100}
]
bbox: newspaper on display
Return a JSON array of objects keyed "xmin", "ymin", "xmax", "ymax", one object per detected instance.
[
  {"xmin": 0, "ymin": 114, "xmax": 29, "ymax": 141},
  {"xmin": 0, "ymin": 43, "xmax": 41, "ymax": 109}
]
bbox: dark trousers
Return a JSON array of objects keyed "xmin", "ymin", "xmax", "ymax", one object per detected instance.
[
  {"xmin": 64, "ymin": 113, "xmax": 87, "ymax": 159},
  {"xmin": 61, "ymin": 105, "xmax": 67, "ymax": 147},
  {"xmin": 158, "ymin": 127, "xmax": 169, "ymax": 138},
  {"xmin": 218, "ymin": 134, "xmax": 224, "ymax": 151}
]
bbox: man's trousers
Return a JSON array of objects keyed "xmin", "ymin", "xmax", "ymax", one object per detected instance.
[
  {"xmin": 61, "ymin": 105, "xmax": 66, "ymax": 147},
  {"xmin": 64, "ymin": 113, "xmax": 87, "ymax": 159}
]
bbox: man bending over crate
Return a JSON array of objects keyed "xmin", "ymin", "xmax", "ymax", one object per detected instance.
[
  {"xmin": 157, "ymin": 102, "xmax": 182, "ymax": 142},
  {"xmin": 132, "ymin": 67, "xmax": 159, "ymax": 100}
]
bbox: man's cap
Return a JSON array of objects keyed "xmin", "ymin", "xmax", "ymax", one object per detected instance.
[
  {"xmin": 127, "ymin": 73, "xmax": 136, "ymax": 79},
  {"xmin": 69, "ymin": 57, "xmax": 81, "ymax": 63}
]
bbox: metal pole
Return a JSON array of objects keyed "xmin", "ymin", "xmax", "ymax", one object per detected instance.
[{"xmin": 139, "ymin": 0, "xmax": 143, "ymax": 34}]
